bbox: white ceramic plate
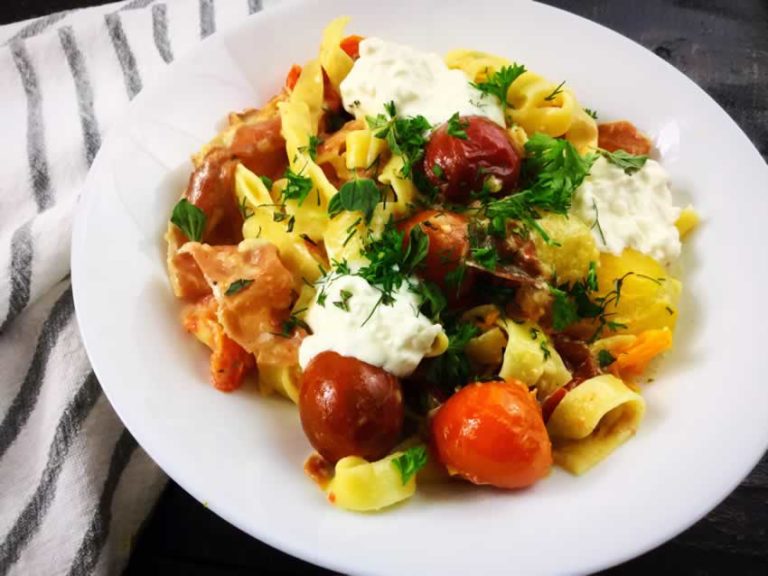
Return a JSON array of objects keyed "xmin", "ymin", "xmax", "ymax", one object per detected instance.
[{"xmin": 71, "ymin": 0, "xmax": 768, "ymax": 573}]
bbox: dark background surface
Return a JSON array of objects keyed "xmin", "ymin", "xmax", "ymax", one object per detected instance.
[{"xmin": 4, "ymin": 1, "xmax": 767, "ymax": 574}]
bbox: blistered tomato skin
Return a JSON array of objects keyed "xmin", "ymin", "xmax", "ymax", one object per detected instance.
[
  {"xmin": 299, "ymin": 351, "xmax": 404, "ymax": 464},
  {"xmin": 432, "ymin": 380, "xmax": 552, "ymax": 489},
  {"xmin": 398, "ymin": 210, "xmax": 474, "ymax": 298},
  {"xmin": 424, "ymin": 115, "xmax": 521, "ymax": 203}
]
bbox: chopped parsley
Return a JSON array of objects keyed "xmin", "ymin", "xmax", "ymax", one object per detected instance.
[
  {"xmin": 259, "ymin": 175, "xmax": 274, "ymax": 190},
  {"xmin": 424, "ymin": 321, "xmax": 479, "ymax": 388},
  {"xmin": 598, "ymin": 349, "xmax": 616, "ymax": 368},
  {"xmin": 471, "ymin": 64, "xmax": 527, "ymax": 112},
  {"xmin": 544, "ymin": 80, "xmax": 566, "ymax": 101},
  {"xmin": 446, "ymin": 112, "xmax": 469, "ymax": 139},
  {"xmin": 470, "ymin": 246, "xmax": 498, "ymax": 271},
  {"xmin": 327, "ymin": 178, "xmax": 381, "ymax": 223},
  {"xmin": 431, "ymin": 164, "xmax": 445, "ymax": 179},
  {"xmin": 170, "ymin": 199, "xmax": 206, "ymax": 242},
  {"xmin": 392, "ymin": 445, "xmax": 428, "ymax": 485},
  {"xmin": 549, "ymin": 286, "xmax": 580, "ymax": 331},
  {"xmin": 584, "ymin": 108, "xmax": 598, "ymax": 120},
  {"xmin": 598, "ymin": 148, "xmax": 649, "ymax": 175},
  {"xmin": 333, "ymin": 289, "xmax": 353, "ymax": 312},
  {"xmin": 281, "ymin": 167, "xmax": 313, "ymax": 206},
  {"xmin": 225, "ymin": 278, "xmax": 253, "ymax": 296},
  {"xmin": 367, "ymin": 102, "xmax": 431, "ymax": 178},
  {"xmin": 485, "ymin": 133, "xmax": 596, "ymax": 242},
  {"xmin": 277, "ymin": 309, "xmax": 310, "ymax": 337}
]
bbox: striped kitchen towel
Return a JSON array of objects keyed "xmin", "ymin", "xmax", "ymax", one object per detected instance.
[{"xmin": 0, "ymin": 1, "xmax": 282, "ymax": 574}]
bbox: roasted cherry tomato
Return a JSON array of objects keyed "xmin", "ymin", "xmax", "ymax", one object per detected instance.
[
  {"xmin": 423, "ymin": 115, "xmax": 521, "ymax": 203},
  {"xmin": 299, "ymin": 351, "xmax": 403, "ymax": 464},
  {"xmin": 399, "ymin": 210, "xmax": 473, "ymax": 297},
  {"xmin": 432, "ymin": 380, "xmax": 552, "ymax": 489}
]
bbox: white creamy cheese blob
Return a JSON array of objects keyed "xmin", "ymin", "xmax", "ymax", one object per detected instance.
[
  {"xmin": 298, "ymin": 274, "xmax": 442, "ymax": 378},
  {"xmin": 339, "ymin": 37, "xmax": 504, "ymax": 128},
  {"xmin": 571, "ymin": 156, "xmax": 682, "ymax": 263}
]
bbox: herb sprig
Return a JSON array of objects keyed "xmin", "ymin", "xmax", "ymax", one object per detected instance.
[
  {"xmin": 484, "ymin": 133, "xmax": 596, "ymax": 242},
  {"xmin": 471, "ymin": 64, "xmax": 527, "ymax": 113},
  {"xmin": 171, "ymin": 199, "xmax": 206, "ymax": 242},
  {"xmin": 392, "ymin": 445, "xmax": 428, "ymax": 485},
  {"xmin": 367, "ymin": 102, "xmax": 431, "ymax": 178},
  {"xmin": 598, "ymin": 148, "xmax": 648, "ymax": 175}
]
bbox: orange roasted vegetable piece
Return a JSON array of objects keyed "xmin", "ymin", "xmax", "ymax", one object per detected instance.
[
  {"xmin": 183, "ymin": 296, "xmax": 254, "ymax": 391},
  {"xmin": 285, "ymin": 64, "xmax": 302, "ymax": 91},
  {"xmin": 598, "ymin": 121, "xmax": 652, "ymax": 156},
  {"xmin": 606, "ymin": 328, "xmax": 673, "ymax": 379},
  {"xmin": 340, "ymin": 35, "xmax": 364, "ymax": 59}
]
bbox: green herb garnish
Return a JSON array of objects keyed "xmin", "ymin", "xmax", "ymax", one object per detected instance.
[
  {"xmin": 392, "ymin": 445, "xmax": 428, "ymax": 485},
  {"xmin": 367, "ymin": 102, "xmax": 431, "ymax": 178},
  {"xmin": 170, "ymin": 199, "xmax": 206, "ymax": 242},
  {"xmin": 327, "ymin": 178, "xmax": 381, "ymax": 223},
  {"xmin": 282, "ymin": 167, "xmax": 313, "ymax": 206},
  {"xmin": 471, "ymin": 64, "xmax": 527, "ymax": 112},
  {"xmin": 485, "ymin": 133, "xmax": 596, "ymax": 242},
  {"xmin": 225, "ymin": 278, "xmax": 253, "ymax": 296},
  {"xmin": 598, "ymin": 148, "xmax": 648, "ymax": 175},
  {"xmin": 598, "ymin": 349, "xmax": 616, "ymax": 368},
  {"xmin": 446, "ymin": 112, "xmax": 469, "ymax": 139},
  {"xmin": 544, "ymin": 80, "xmax": 566, "ymax": 101}
]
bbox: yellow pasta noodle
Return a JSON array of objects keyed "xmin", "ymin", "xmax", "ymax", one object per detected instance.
[
  {"xmin": 564, "ymin": 106, "xmax": 599, "ymax": 155},
  {"xmin": 444, "ymin": 49, "xmax": 512, "ymax": 83},
  {"xmin": 345, "ymin": 129, "xmax": 386, "ymax": 170},
  {"xmin": 531, "ymin": 212, "xmax": 599, "ymax": 284},
  {"xmin": 319, "ymin": 16, "xmax": 354, "ymax": 90},
  {"xmin": 377, "ymin": 154, "xmax": 417, "ymax": 218},
  {"xmin": 289, "ymin": 59, "xmax": 324, "ymax": 133},
  {"xmin": 326, "ymin": 453, "xmax": 416, "ymax": 511},
  {"xmin": 497, "ymin": 318, "xmax": 571, "ymax": 398},
  {"xmin": 235, "ymin": 164, "xmax": 323, "ymax": 288},
  {"xmin": 507, "ymin": 71, "xmax": 578, "ymax": 136},
  {"xmin": 547, "ymin": 374, "xmax": 645, "ymax": 474}
]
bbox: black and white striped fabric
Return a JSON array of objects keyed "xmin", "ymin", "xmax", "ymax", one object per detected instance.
[{"xmin": 0, "ymin": 1, "xmax": 279, "ymax": 574}]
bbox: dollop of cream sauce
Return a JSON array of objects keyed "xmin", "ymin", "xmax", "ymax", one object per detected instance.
[
  {"xmin": 298, "ymin": 274, "xmax": 442, "ymax": 378},
  {"xmin": 339, "ymin": 37, "xmax": 504, "ymax": 128},
  {"xmin": 572, "ymin": 156, "xmax": 682, "ymax": 263}
]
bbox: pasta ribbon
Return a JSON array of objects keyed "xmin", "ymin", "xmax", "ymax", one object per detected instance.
[
  {"xmin": 564, "ymin": 106, "xmax": 599, "ymax": 155},
  {"xmin": 325, "ymin": 453, "xmax": 416, "ymax": 511},
  {"xmin": 377, "ymin": 154, "xmax": 417, "ymax": 218},
  {"xmin": 289, "ymin": 59, "xmax": 324, "ymax": 133},
  {"xmin": 497, "ymin": 318, "xmax": 571, "ymax": 399},
  {"xmin": 323, "ymin": 210, "xmax": 369, "ymax": 267},
  {"xmin": 547, "ymin": 374, "xmax": 645, "ymax": 474},
  {"xmin": 444, "ymin": 49, "xmax": 512, "ymax": 83},
  {"xmin": 345, "ymin": 129, "xmax": 386, "ymax": 170},
  {"xmin": 235, "ymin": 164, "xmax": 323, "ymax": 288},
  {"xmin": 319, "ymin": 16, "xmax": 355, "ymax": 90},
  {"xmin": 278, "ymin": 95, "xmax": 339, "ymax": 241},
  {"xmin": 675, "ymin": 205, "xmax": 699, "ymax": 239},
  {"xmin": 531, "ymin": 212, "xmax": 599, "ymax": 284},
  {"xmin": 507, "ymin": 71, "xmax": 577, "ymax": 137}
]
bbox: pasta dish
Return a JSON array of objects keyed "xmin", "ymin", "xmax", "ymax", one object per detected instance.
[{"xmin": 164, "ymin": 18, "xmax": 698, "ymax": 511}]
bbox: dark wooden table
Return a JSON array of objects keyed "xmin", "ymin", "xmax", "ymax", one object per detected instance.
[{"xmin": 4, "ymin": 1, "xmax": 766, "ymax": 574}]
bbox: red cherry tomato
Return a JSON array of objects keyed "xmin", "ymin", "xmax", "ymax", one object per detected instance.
[
  {"xmin": 432, "ymin": 380, "xmax": 552, "ymax": 489},
  {"xmin": 399, "ymin": 210, "xmax": 473, "ymax": 297},
  {"xmin": 299, "ymin": 351, "xmax": 403, "ymax": 464},
  {"xmin": 423, "ymin": 115, "xmax": 521, "ymax": 203}
]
